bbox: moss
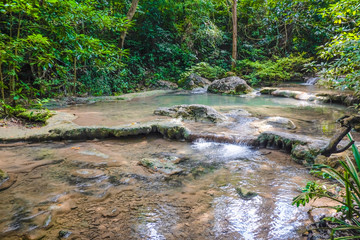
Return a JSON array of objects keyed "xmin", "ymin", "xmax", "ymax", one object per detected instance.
[
  {"xmin": 177, "ymin": 78, "xmax": 189, "ymax": 89},
  {"xmin": 0, "ymin": 169, "xmax": 8, "ymax": 181},
  {"xmin": 17, "ymin": 110, "xmax": 53, "ymax": 123},
  {"xmin": 140, "ymin": 159, "xmax": 154, "ymax": 168},
  {"xmin": 191, "ymin": 165, "xmax": 216, "ymax": 178},
  {"xmin": 260, "ymin": 88, "xmax": 278, "ymax": 94}
]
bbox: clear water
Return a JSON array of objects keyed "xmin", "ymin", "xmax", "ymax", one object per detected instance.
[
  {"xmin": 0, "ymin": 91, "xmax": 353, "ymax": 239},
  {"xmin": 61, "ymin": 92, "xmax": 348, "ymax": 137}
]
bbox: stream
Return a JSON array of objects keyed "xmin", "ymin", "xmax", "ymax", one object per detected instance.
[{"xmin": 0, "ymin": 87, "xmax": 354, "ymax": 239}]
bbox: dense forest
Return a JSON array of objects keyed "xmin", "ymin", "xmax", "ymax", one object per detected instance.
[
  {"xmin": 0, "ymin": 0, "xmax": 359, "ymax": 114},
  {"xmin": 2, "ymin": 1, "xmax": 360, "ymax": 239}
]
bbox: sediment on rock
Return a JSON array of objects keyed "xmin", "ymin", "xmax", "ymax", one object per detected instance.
[
  {"xmin": 154, "ymin": 104, "xmax": 228, "ymax": 123},
  {"xmin": 255, "ymin": 131, "xmax": 331, "ymax": 165},
  {"xmin": 260, "ymin": 87, "xmax": 360, "ymax": 106},
  {"xmin": 186, "ymin": 132, "xmax": 257, "ymax": 146},
  {"xmin": 0, "ymin": 121, "xmax": 191, "ymax": 143},
  {"xmin": 0, "ymin": 109, "xmax": 338, "ymax": 168}
]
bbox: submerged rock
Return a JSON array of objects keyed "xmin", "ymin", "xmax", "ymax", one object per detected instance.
[
  {"xmin": 154, "ymin": 104, "xmax": 227, "ymax": 123},
  {"xmin": 226, "ymin": 109, "xmax": 251, "ymax": 118},
  {"xmin": 236, "ymin": 187, "xmax": 258, "ymax": 200},
  {"xmin": 208, "ymin": 76, "xmax": 253, "ymax": 95},
  {"xmin": 263, "ymin": 117, "xmax": 296, "ymax": 130},
  {"xmin": 178, "ymin": 73, "xmax": 211, "ymax": 90},
  {"xmin": 70, "ymin": 169, "xmax": 106, "ymax": 180},
  {"xmin": 58, "ymin": 230, "xmax": 72, "ymax": 238},
  {"xmin": 250, "ymin": 117, "xmax": 296, "ymax": 134},
  {"xmin": 139, "ymin": 157, "xmax": 183, "ymax": 175}
]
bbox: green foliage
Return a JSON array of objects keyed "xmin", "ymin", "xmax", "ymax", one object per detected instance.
[
  {"xmin": 293, "ymin": 134, "xmax": 360, "ymax": 239},
  {"xmin": 0, "ymin": 169, "xmax": 8, "ymax": 181},
  {"xmin": 0, "ymin": 0, "xmax": 132, "ymax": 115},
  {"xmin": 0, "ymin": 0, "xmax": 356, "ymax": 113},
  {"xmin": 235, "ymin": 54, "xmax": 312, "ymax": 86},
  {"xmin": 316, "ymin": 0, "xmax": 360, "ymax": 93},
  {"xmin": 180, "ymin": 62, "xmax": 227, "ymax": 82},
  {"xmin": 17, "ymin": 109, "xmax": 53, "ymax": 123},
  {"xmin": 1, "ymin": 101, "xmax": 26, "ymax": 116}
]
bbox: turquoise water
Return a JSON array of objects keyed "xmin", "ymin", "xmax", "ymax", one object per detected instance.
[{"xmin": 62, "ymin": 92, "xmax": 348, "ymax": 137}]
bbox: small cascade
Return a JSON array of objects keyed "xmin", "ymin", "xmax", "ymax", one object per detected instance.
[
  {"xmin": 191, "ymin": 138, "xmax": 257, "ymax": 161},
  {"xmin": 302, "ymin": 77, "xmax": 318, "ymax": 86},
  {"xmin": 190, "ymin": 86, "xmax": 208, "ymax": 94}
]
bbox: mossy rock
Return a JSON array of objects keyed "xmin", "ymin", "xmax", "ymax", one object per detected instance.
[
  {"xmin": 260, "ymin": 87, "xmax": 278, "ymax": 94},
  {"xmin": 154, "ymin": 104, "xmax": 227, "ymax": 123},
  {"xmin": 208, "ymin": 76, "xmax": 253, "ymax": 95},
  {"xmin": 178, "ymin": 73, "xmax": 211, "ymax": 90},
  {"xmin": 17, "ymin": 110, "xmax": 53, "ymax": 123},
  {"xmin": 0, "ymin": 169, "xmax": 8, "ymax": 181},
  {"xmin": 139, "ymin": 157, "xmax": 183, "ymax": 175}
]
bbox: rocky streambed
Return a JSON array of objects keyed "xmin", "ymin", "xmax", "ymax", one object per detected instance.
[{"xmin": 0, "ymin": 89, "xmax": 358, "ymax": 239}]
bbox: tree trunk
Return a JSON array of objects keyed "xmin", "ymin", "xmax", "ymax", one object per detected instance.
[
  {"xmin": 73, "ymin": 56, "xmax": 77, "ymax": 96},
  {"xmin": 120, "ymin": 0, "xmax": 140, "ymax": 49},
  {"xmin": 231, "ymin": 0, "xmax": 237, "ymax": 70},
  {"xmin": 0, "ymin": 62, "xmax": 6, "ymax": 114}
]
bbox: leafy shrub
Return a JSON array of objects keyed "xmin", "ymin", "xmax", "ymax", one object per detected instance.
[
  {"xmin": 293, "ymin": 133, "xmax": 360, "ymax": 239},
  {"xmin": 179, "ymin": 62, "xmax": 227, "ymax": 83},
  {"xmin": 235, "ymin": 54, "xmax": 313, "ymax": 86},
  {"xmin": 17, "ymin": 109, "xmax": 53, "ymax": 123}
]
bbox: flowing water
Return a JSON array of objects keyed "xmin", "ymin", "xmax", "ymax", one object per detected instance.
[{"xmin": 0, "ymin": 90, "xmax": 354, "ymax": 239}]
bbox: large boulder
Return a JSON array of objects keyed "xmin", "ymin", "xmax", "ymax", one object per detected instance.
[
  {"xmin": 178, "ymin": 73, "xmax": 211, "ymax": 90},
  {"xmin": 154, "ymin": 104, "xmax": 227, "ymax": 123},
  {"xmin": 208, "ymin": 76, "xmax": 253, "ymax": 95}
]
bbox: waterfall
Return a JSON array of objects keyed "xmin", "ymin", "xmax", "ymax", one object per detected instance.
[{"xmin": 302, "ymin": 77, "xmax": 318, "ymax": 86}]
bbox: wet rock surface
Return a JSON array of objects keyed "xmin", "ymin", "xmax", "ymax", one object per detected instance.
[
  {"xmin": 256, "ymin": 131, "xmax": 330, "ymax": 165},
  {"xmin": 0, "ymin": 117, "xmax": 191, "ymax": 143},
  {"xmin": 253, "ymin": 116, "xmax": 296, "ymax": 131},
  {"xmin": 70, "ymin": 169, "xmax": 106, "ymax": 180},
  {"xmin": 261, "ymin": 87, "xmax": 360, "ymax": 106},
  {"xmin": 139, "ymin": 156, "xmax": 184, "ymax": 175},
  {"xmin": 154, "ymin": 104, "xmax": 228, "ymax": 123},
  {"xmin": 208, "ymin": 76, "xmax": 253, "ymax": 95},
  {"xmin": 235, "ymin": 187, "xmax": 258, "ymax": 200},
  {"xmin": 179, "ymin": 73, "xmax": 211, "ymax": 90},
  {"xmin": 0, "ymin": 89, "xmax": 358, "ymax": 239},
  {"xmin": 264, "ymin": 116, "xmax": 296, "ymax": 129}
]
